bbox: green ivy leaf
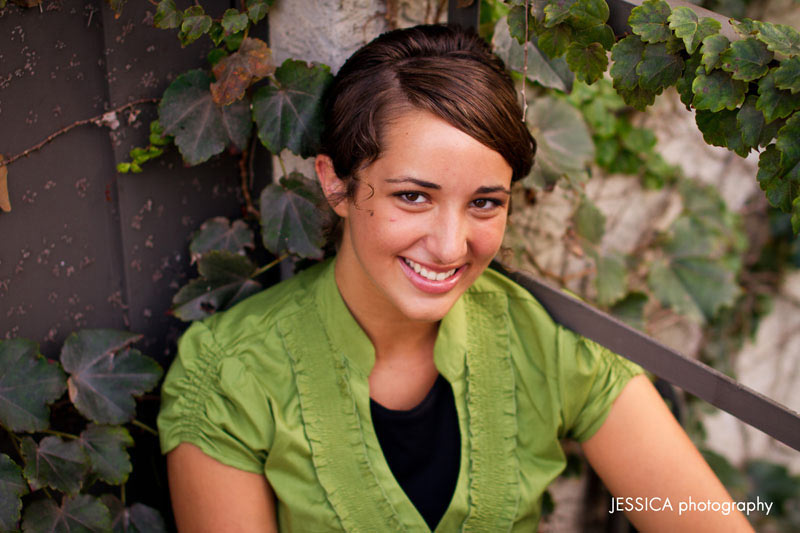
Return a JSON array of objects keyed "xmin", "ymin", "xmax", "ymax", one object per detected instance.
[
  {"xmin": 221, "ymin": 8, "xmax": 249, "ymax": 36},
  {"xmin": 648, "ymin": 255, "xmax": 739, "ymax": 322},
  {"xmin": 610, "ymin": 35, "xmax": 645, "ymax": 91},
  {"xmin": 543, "ymin": 0, "xmax": 577, "ymax": 28},
  {"xmin": 207, "ymin": 47, "xmax": 228, "ymax": 67},
  {"xmin": 21, "ymin": 436, "xmax": 88, "ymax": 495},
  {"xmin": 757, "ymin": 145, "xmax": 798, "ymax": 211},
  {"xmin": 738, "ymin": 95, "xmax": 772, "ymax": 151},
  {"xmin": 754, "ymin": 21, "xmax": 800, "ymax": 57},
  {"xmin": 574, "ymin": 196, "xmax": 605, "ymax": 244},
  {"xmin": 101, "ymin": 495, "xmax": 168, "ymax": 533},
  {"xmin": 153, "ymin": 0, "xmax": 181, "ymax": 29},
  {"xmin": 774, "ymin": 57, "xmax": 800, "ymax": 94},
  {"xmin": 757, "ymin": 70, "xmax": 800, "ymax": 123},
  {"xmin": 525, "ymin": 96, "xmax": 594, "ymax": 187},
  {"xmin": 594, "ymin": 136, "xmax": 619, "ymax": 166},
  {"xmin": 692, "ymin": 69, "xmax": 746, "ymax": 112},
  {"xmin": 60, "ymin": 330, "xmax": 162, "ymax": 425},
  {"xmin": 207, "ymin": 22, "xmax": 225, "ymax": 47},
  {"xmin": 620, "ymin": 125, "xmax": 657, "ymax": 152},
  {"xmin": 565, "ymin": 41, "xmax": 607, "ymax": 84},
  {"xmin": 159, "ymin": 70, "xmax": 252, "ymax": 165},
  {"xmin": 628, "ymin": 0, "xmax": 672, "ymax": 44},
  {"xmin": 0, "ymin": 339, "xmax": 66, "ymax": 432},
  {"xmin": 189, "ymin": 217, "xmax": 255, "ymax": 262},
  {"xmin": 246, "ymin": 0, "xmax": 272, "ymax": 24},
  {"xmin": 493, "ymin": 17, "xmax": 572, "ymax": 91},
  {"xmin": 567, "ymin": 0, "xmax": 609, "ymax": 29},
  {"xmin": 610, "ymin": 292, "xmax": 648, "ymax": 330},
  {"xmin": 793, "ymin": 197, "xmax": 800, "ymax": 234},
  {"xmin": 607, "ymin": 148, "xmax": 643, "ymax": 174},
  {"xmin": 225, "ymin": 31, "xmax": 245, "ymax": 52},
  {"xmin": 695, "ymin": 109, "xmax": 729, "ymax": 148},
  {"xmin": 675, "ymin": 53, "xmax": 701, "ymax": 107},
  {"xmin": 179, "ymin": 5, "xmax": 212, "ymax": 46},
  {"xmin": 668, "ymin": 7, "xmax": 720, "ymax": 54},
  {"xmin": 699, "ymin": 34, "xmax": 730, "ymax": 74},
  {"xmin": 252, "ymin": 59, "xmax": 332, "ymax": 158},
  {"xmin": 537, "ymin": 24, "xmax": 572, "ymax": 58},
  {"xmin": 731, "ymin": 18, "xmax": 760, "ymax": 39},
  {"xmin": 575, "ymin": 86, "xmax": 623, "ymax": 137},
  {"xmin": 595, "ymin": 252, "xmax": 627, "ymax": 307},
  {"xmin": 776, "ymin": 112, "xmax": 800, "ymax": 164},
  {"xmin": 617, "ymin": 86, "xmax": 658, "ymax": 111},
  {"xmin": 22, "ymin": 495, "xmax": 111, "ymax": 533},
  {"xmin": 636, "ymin": 42, "xmax": 684, "ymax": 93},
  {"xmin": 720, "ymin": 38, "xmax": 773, "ymax": 82},
  {"xmin": 508, "ymin": 4, "xmax": 535, "ymax": 44},
  {"xmin": 148, "ymin": 120, "xmax": 170, "ymax": 146},
  {"xmin": 0, "ymin": 454, "xmax": 27, "ymax": 531},
  {"xmin": 260, "ymin": 173, "xmax": 325, "ymax": 259},
  {"xmin": 210, "ymin": 37, "xmax": 275, "ymax": 106},
  {"xmin": 572, "ymin": 23, "xmax": 615, "ymax": 50},
  {"xmin": 78, "ymin": 425, "xmax": 133, "ymax": 486},
  {"xmin": 172, "ymin": 251, "xmax": 262, "ymax": 321},
  {"xmin": 695, "ymin": 109, "xmax": 747, "ymax": 155}
]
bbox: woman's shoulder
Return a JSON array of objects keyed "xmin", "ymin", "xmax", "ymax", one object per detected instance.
[{"xmin": 177, "ymin": 259, "xmax": 332, "ymax": 371}]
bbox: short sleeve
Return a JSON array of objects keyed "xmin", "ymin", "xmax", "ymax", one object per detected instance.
[
  {"xmin": 556, "ymin": 327, "xmax": 644, "ymax": 442},
  {"xmin": 157, "ymin": 320, "xmax": 274, "ymax": 474}
]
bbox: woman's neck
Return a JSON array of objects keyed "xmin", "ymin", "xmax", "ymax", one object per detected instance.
[{"xmin": 333, "ymin": 257, "xmax": 439, "ymax": 366}]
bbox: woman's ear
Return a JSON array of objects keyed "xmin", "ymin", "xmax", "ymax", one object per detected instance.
[{"xmin": 315, "ymin": 155, "xmax": 349, "ymax": 218}]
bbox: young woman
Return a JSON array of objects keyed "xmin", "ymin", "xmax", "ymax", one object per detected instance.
[{"xmin": 158, "ymin": 25, "xmax": 753, "ymax": 532}]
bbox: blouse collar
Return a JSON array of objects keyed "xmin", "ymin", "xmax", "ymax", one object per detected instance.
[{"xmin": 312, "ymin": 257, "xmax": 469, "ymax": 381}]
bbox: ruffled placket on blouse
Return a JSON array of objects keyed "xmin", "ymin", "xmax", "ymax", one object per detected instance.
[{"xmin": 278, "ymin": 261, "xmax": 520, "ymax": 531}]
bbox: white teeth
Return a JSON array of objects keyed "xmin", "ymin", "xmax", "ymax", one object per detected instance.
[{"xmin": 403, "ymin": 258, "xmax": 457, "ymax": 282}]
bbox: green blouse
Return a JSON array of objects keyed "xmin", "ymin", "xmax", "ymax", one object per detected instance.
[{"xmin": 158, "ymin": 258, "xmax": 642, "ymax": 531}]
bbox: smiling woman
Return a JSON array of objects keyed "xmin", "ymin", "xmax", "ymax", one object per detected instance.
[{"xmin": 157, "ymin": 24, "xmax": 753, "ymax": 532}]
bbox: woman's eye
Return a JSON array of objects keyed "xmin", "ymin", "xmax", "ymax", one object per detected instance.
[
  {"xmin": 397, "ymin": 192, "xmax": 427, "ymax": 204},
  {"xmin": 472, "ymin": 198, "xmax": 502, "ymax": 210}
]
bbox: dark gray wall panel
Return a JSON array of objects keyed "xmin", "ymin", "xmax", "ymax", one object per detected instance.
[
  {"xmin": 1, "ymin": 2, "xmax": 127, "ymax": 354},
  {"xmin": 1, "ymin": 0, "xmax": 270, "ymax": 365}
]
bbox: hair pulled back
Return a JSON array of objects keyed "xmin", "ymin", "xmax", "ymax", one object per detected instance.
[{"xmin": 319, "ymin": 24, "xmax": 535, "ymax": 195}]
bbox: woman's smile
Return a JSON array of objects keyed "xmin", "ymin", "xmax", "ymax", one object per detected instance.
[{"xmin": 399, "ymin": 257, "xmax": 465, "ymax": 294}]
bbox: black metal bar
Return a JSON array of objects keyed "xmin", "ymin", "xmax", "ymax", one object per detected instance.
[
  {"xmin": 491, "ymin": 262, "xmax": 800, "ymax": 453},
  {"xmin": 448, "ymin": 0, "xmax": 480, "ymax": 31}
]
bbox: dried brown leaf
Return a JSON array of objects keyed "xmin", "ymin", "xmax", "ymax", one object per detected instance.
[
  {"xmin": 0, "ymin": 156, "xmax": 10, "ymax": 212},
  {"xmin": 211, "ymin": 38, "xmax": 275, "ymax": 106}
]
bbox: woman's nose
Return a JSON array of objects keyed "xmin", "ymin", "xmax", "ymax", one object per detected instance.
[{"xmin": 429, "ymin": 210, "xmax": 468, "ymax": 265}]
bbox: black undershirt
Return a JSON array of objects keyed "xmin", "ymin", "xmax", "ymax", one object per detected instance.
[{"xmin": 370, "ymin": 374, "xmax": 461, "ymax": 530}]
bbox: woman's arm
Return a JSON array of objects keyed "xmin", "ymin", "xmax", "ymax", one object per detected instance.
[
  {"xmin": 582, "ymin": 374, "xmax": 754, "ymax": 532},
  {"xmin": 167, "ymin": 443, "xmax": 278, "ymax": 533}
]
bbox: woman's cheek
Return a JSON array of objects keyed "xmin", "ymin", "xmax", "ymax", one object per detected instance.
[{"xmin": 472, "ymin": 218, "xmax": 508, "ymax": 256}]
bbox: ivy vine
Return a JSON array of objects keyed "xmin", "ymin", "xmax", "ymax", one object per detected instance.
[{"xmin": 0, "ymin": 332, "xmax": 163, "ymax": 531}]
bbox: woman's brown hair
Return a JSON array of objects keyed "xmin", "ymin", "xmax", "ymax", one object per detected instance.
[{"xmin": 320, "ymin": 24, "xmax": 535, "ymax": 188}]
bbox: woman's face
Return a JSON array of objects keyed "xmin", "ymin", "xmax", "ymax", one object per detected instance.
[{"xmin": 320, "ymin": 110, "xmax": 513, "ymax": 324}]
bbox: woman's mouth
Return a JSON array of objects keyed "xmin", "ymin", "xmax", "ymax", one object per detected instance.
[{"xmin": 399, "ymin": 257, "xmax": 464, "ymax": 294}]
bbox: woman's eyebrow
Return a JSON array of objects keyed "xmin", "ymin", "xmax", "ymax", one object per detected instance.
[
  {"xmin": 475, "ymin": 185, "xmax": 511, "ymax": 195},
  {"xmin": 385, "ymin": 177, "xmax": 441, "ymax": 189}
]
